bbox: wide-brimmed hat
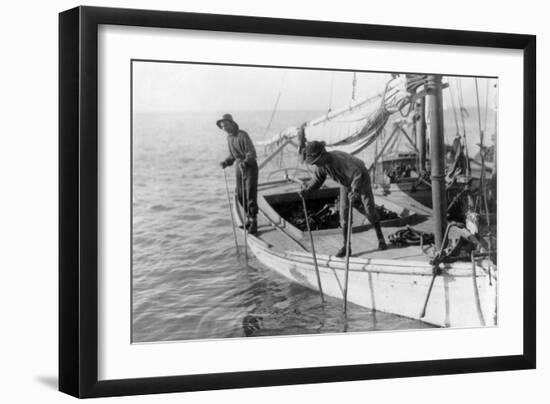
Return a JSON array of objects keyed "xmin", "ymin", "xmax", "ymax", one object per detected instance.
[
  {"xmin": 304, "ymin": 141, "xmax": 327, "ymax": 164},
  {"xmin": 216, "ymin": 113, "xmax": 237, "ymax": 129}
]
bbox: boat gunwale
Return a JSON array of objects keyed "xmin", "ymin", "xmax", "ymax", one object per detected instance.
[
  {"xmin": 233, "ymin": 186, "xmax": 496, "ymax": 280},
  {"xmin": 244, "ymin": 224, "xmax": 495, "ymax": 279}
]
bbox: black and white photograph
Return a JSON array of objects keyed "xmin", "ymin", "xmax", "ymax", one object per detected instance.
[
  {"xmin": 131, "ymin": 61, "xmax": 498, "ymax": 342},
  {"xmin": 2, "ymin": 0, "xmax": 544, "ymax": 402}
]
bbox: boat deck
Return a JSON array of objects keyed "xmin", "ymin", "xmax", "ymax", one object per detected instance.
[{"xmin": 255, "ymin": 180, "xmax": 465, "ymax": 263}]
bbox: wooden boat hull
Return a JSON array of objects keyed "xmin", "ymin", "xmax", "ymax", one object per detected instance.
[
  {"xmin": 234, "ymin": 199, "xmax": 497, "ymax": 328},
  {"xmin": 251, "ymin": 234, "xmax": 496, "ymax": 328}
]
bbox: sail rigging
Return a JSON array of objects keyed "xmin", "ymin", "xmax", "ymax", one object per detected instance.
[{"xmin": 261, "ymin": 74, "xmax": 415, "ymax": 156}]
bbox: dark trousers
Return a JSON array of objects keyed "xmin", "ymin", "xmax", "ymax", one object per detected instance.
[
  {"xmin": 236, "ymin": 160, "xmax": 258, "ymax": 219},
  {"xmin": 339, "ymin": 185, "xmax": 380, "ymax": 228}
]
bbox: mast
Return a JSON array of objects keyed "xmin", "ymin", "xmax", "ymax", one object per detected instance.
[
  {"xmin": 426, "ymin": 75, "xmax": 447, "ymax": 249},
  {"xmin": 415, "ymin": 97, "xmax": 427, "ymax": 172}
]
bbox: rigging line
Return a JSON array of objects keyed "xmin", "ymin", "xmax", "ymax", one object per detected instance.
[
  {"xmin": 474, "ymin": 78, "xmax": 484, "ymax": 139},
  {"xmin": 329, "ymin": 116, "xmax": 370, "ymax": 124},
  {"xmin": 379, "ymin": 75, "xmax": 395, "ymax": 113},
  {"xmin": 475, "ymin": 78, "xmax": 491, "ymax": 227},
  {"xmin": 456, "ymin": 77, "xmax": 471, "ymax": 173},
  {"xmin": 483, "ymin": 79, "xmax": 490, "ymax": 133},
  {"xmin": 263, "ymin": 73, "xmax": 286, "ymax": 138},
  {"xmin": 373, "ymin": 129, "xmax": 379, "ymax": 182},
  {"xmin": 456, "ymin": 79, "xmax": 468, "ymax": 138},
  {"xmin": 448, "ymin": 80, "xmax": 461, "ymax": 134},
  {"xmin": 317, "ymin": 77, "xmax": 399, "ymax": 119},
  {"xmin": 457, "ymin": 77, "xmax": 467, "ymax": 128},
  {"xmin": 263, "ymin": 91, "xmax": 282, "ymax": 137},
  {"xmin": 327, "ymin": 72, "xmax": 335, "ymax": 113}
]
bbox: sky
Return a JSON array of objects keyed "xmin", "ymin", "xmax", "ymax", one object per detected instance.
[{"xmin": 132, "ymin": 60, "xmax": 497, "ymax": 113}]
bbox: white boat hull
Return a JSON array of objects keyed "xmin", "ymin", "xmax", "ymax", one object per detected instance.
[
  {"xmin": 249, "ymin": 235, "xmax": 496, "ymax": 328},
  {"xmin": 233, "ymin": 198, "xmax": 497, "ymax": 328}
]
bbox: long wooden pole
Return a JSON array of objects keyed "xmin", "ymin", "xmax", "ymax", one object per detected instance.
[
  {"xmin": 223, "ymin": 169, "xmax": 240, "ymax": 256},
  {"xmin": 239, "ymin": 166, "xmax": 248, "ymax": 262},
  {"xmin": 299, "ymin": 194, "xmax": 325, "ymax": 303},
  {"xmin": 470, "ymin": 252, "xmax": 486, "ymax": 326},
  {"xmin": 343, "ymin": 195, "xmax": 354, "ymax": 313},
  {"xmin": 420, "ymin": 266, "xmax": 438, "ymax": 318},
  {"xmin": 258, "ymin": 210, "xmax": 309, "ymax": 252}
]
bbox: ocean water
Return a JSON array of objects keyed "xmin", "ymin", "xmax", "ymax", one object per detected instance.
[{"xmin": 131, "ymin": 109, "xmax": 492, "ymax": 342}]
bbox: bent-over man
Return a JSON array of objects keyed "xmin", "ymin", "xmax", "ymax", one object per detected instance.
[
  {"xmin": 218, "ymin": 113, "xmax": 258, "ymax": 235},
  {"xmin": 301, "ymin": 141, "xmax": 387, "ymax": 257}
]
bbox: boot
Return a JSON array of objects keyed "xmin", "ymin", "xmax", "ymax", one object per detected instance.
[
  {"xmin": 374, "ymin": 222, "xmax": 387, "ymax": 251},
  {"xmin": 247, "ymin": 218, "xmax": 258, "ymax": 235},
  {"xmin": 335, "ymin": 226, "xmax": 351, "ymax": 257},
  {"xmin": 335, "ymin": 245, "xmax": 352, "ymax": 258}
]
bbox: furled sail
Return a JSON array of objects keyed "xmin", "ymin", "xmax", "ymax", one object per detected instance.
[{"xmin": 261, "ymin": 75, "xmax": 415, "ymax": 155}]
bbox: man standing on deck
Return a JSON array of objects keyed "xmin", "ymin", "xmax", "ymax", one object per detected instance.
[
  {"xmin": 300, "ymin": 141, "xmax": 387, "ymax": 257},
  {"xmin": 218, "ymin": 113, "xmax": 258, "ymax": 235}
]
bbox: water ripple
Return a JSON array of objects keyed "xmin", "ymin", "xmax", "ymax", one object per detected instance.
[{"xmin": 132, "ymin": 111, "xmax": 433, "ymax": 342}]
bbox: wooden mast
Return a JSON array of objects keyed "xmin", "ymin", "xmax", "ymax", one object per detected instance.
[{"xmin": 426, "ymin": 75, "xmax": 447, "ymax": 249}]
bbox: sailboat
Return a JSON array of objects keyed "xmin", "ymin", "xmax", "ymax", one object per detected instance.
[{"xmin": 233, "ymin": 73, "xmax": 497, "ymax": 328}]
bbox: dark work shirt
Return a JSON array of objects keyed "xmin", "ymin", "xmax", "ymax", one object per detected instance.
[
  {"xmin": 223, "ymin": 130, "xmax": 257, "ymax": 166},
  {"xmin": 306, "ymin": 151, "xmax": 371, "ymax": 193}
]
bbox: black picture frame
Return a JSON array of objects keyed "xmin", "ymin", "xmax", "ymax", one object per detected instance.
[{"xmin": 59, "ymin": 5, "xmax": 536, "ymax": 398}]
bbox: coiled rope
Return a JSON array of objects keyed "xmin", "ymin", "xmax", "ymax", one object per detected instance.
[{"xmin": 389, "ymin": 226, "xmax": 435, "ymax": 247}]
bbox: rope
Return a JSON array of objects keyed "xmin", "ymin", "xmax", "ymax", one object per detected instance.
[
  {"xmin": 474, "ymin": 78, "xmax": 492, "ymax": 238},
  {"xmin": 399, "ymin": 101, "xmax": 414, "ymax": 118},
  {"xmin": 380, "ymin": 77, "xmax": 394, "ymax": 113},
  {"xmin": 483, "ymin": 79, "xmax": 490, "ymax": 133},
  {"xmin": 448, "ymin": 80, "xmax": 461, "ymax": 135},
  {"xmin": 263, "ymin": 92, "xmax": 282, "ymax": 137},
  {"xmin": 456, "ymin": 77, "xmax": 471, "ymax": 173},
  {"xmin": 325, "ymin": 115, "xmax": 369, "ymax": 124},
  {"xmin": 474, "ymin": 78, "xmax": 484, "ymax": 137},
  {"xmin": 456, "ymin": 78, "xmax": 468, "ymax": 132},
  {"xmin": 263, "ymin": 73, "xmax": 285, "ymax": 138},
  {"xmin": 389, "ymin": 226, "xmax": 435, "ymax": 246},
  {"xmin": 327, "ymin": 73, "xmax": 335, "ymax": 113}
]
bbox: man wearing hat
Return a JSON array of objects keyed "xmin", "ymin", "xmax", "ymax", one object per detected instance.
[
  {"xmin": 301, "ymin": 141, "xmax": 387, "ymax": 257},
  {"xmin": 218, "ymin": 113, "xmax": 258, "ymax": 235}
]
